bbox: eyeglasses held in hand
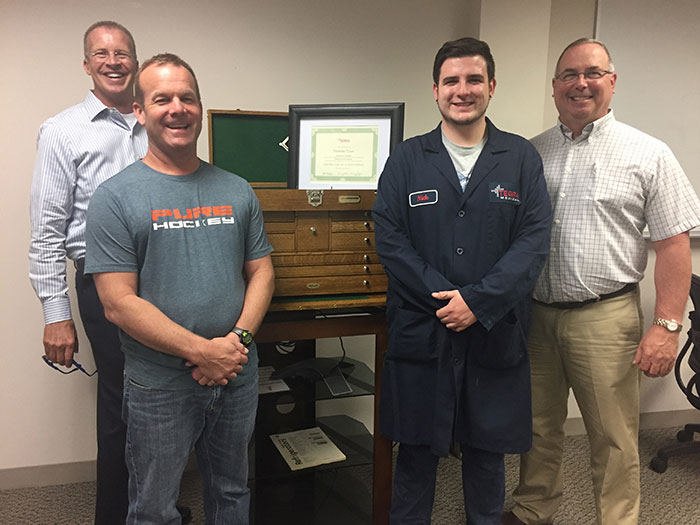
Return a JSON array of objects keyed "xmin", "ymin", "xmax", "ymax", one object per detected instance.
[{"xmin": 42, "ymin": 355, "xmax": 97, "ymax": 376}]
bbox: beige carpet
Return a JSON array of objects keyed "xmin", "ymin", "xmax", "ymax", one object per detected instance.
[{"xmin": 1, "ymin": 427, "xmax": 698, "ymax": 524}]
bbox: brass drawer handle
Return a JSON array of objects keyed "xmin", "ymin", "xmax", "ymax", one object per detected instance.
[
  {"xmin": 364, "ymin": 221, "xmax": 370, "ymax": 229},
  {"xmin": 364, "ymin": 237, "xmax": 371, "ymax": 245},
  {"xmin": 363, "ymin": 280, "xmax": 370, "ymax": 287},
  {"xmin": 363, "ymin": 254, "xmax": 371, "ymax": 262},
  {"xmin": 309, "ymin": 226, "xmax": 317, "ymax": 235},
  {"xmin": 363, "ymin": 266, "xmax": 370, "ymax": 273}
]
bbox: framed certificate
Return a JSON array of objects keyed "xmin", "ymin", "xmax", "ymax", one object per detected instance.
[{"xmin": 288, "ymin": 103, "xmax": 404, "ymax": 189}]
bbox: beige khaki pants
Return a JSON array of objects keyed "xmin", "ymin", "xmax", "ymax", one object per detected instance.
[{"xmin": 512, "ymin": 289, "xmax": 643, "ymax": 525}]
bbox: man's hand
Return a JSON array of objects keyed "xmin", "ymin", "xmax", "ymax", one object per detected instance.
[
  {"xmin": 188, "ymin": 332, "xmax": 249, "ymax": 386},
  {"xmin": 633, "ymin": 325, "xmax": 679, "ymax": 377},
  {"xmin": 43, "ymin": 320, "xmax": 78, "ymax": 366},
  {"xmin": 432, "ymin": 290, "xmax": 477, "ymax": 332}
]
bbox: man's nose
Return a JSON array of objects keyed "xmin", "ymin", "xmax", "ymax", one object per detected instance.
[
  {"xmin": 105, "ymin": 52, "xmax": 119, "ymax": 66},
  {"xmin": 456, "ymin": 80, "xmax": 470, "ymax": 96},
  {"xmin": 169, "ymin": 98, "xmax": 185, "ymax": 113},
  {"xmin": 573, "ymin": 73, "xmax": 588, "ymax": 87}
]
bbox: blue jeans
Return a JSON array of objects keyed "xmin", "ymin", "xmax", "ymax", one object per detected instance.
[{"xmin": 123, "ymin": 374, "xmax": 258, "ymax": 524}]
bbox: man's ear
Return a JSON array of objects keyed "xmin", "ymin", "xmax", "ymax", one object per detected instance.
[{"xmin": 133, "ymin": 101, "xmax": 146, "ymax": 126}]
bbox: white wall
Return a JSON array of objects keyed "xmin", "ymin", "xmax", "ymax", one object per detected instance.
[
  {"xmin": 0, "ymin": 0, "xmax": 479, "ymax": 483},
  {"xmin": 3, "ymin": 0, "xmax": 698, "ymax": 487}
]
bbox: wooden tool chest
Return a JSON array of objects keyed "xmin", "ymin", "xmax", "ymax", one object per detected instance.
[{"xmin": 255, "ymin": 189, "xmax": 387, "ymax": 311}]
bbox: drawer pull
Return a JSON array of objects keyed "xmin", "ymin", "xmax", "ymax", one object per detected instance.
[
  {"xmin": 363, "ymin": 254, "xmax": 370, "ymax": 262},
  {"xmin": 363, "ymin": 266, "xmax": 370, "ymax": 273},
  {"xmin": 363, "ymin": 280, "xmax": 370, "ymax": 287},
  {"xmin": 364, "ymin": 221, "xmax": 370, "ymax": 229},
  {"xmin": 306, "ymin": 282, "xmax": 321, "ymax": 289},
  {"xmin": 364, "ymin": 237, "xmax": 371, "ymax": 245},
  {"xmin": 309, "ymin": 226, "xmax": 317, "ymax": 235}
]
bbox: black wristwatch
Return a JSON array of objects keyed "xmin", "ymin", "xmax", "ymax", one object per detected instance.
[{"xmin": 232, "ymin": 327, "xmax": 253, "ymax": 347}]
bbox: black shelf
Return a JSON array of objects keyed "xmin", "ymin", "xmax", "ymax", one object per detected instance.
[
  {"xmin": 270, "ymin": 357, "xmax": 375, "ymax": 401},
  {"xmin": 251, "ymin": 414, "xmax": 373, "ymax": 481},
  {"xmin": 250, "ymin": 464, "xmax": 373, "ymax": 525}
]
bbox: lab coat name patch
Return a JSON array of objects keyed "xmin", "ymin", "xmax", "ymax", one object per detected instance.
[
  {"xmin": 489, "ymin": 183, "xmax": 521, "ymax": 204},
  {"xmin": 409, "ymin": 189, "xmax": 438, "ymax": 207}
]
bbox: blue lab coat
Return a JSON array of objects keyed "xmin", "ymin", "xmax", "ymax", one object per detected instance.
[{"xmin": 372, "ymin": 119, "xmax": 552, "ymax": 456}]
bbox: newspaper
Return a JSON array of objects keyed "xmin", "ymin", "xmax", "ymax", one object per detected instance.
[{"xmin": 270, "ymin": 427, "xmax": 346, "ymax": 471}]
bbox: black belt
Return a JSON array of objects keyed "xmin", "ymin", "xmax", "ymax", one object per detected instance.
[{"xmin": 534, "ymin": 282, "xmax": 637, "ymax": 310}]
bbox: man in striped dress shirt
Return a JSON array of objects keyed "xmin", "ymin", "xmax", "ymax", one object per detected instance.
[
  {"xmin": 504, "ymin": 39, "xmax": 700, "ymax": 525},
  {"xmin": 29, "ymin": 21, "xmax": 147, "ymax": 524}
]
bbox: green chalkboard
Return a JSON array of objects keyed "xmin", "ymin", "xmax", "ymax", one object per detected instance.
[{"xmin": 208, "ymin": 110, "xmax": 289, "ymax": 187}]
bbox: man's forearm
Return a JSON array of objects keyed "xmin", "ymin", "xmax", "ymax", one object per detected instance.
[
  {"xmin": 99, "ymin": 289, "xmax": 207, "ymax": 362},
  {"xmin": 236, "ymin": 256, "xmax": 275, "ymax": 335},
  {"xmin": 653, "ymin": 232, "xmax": 691, "ymax": 321}
]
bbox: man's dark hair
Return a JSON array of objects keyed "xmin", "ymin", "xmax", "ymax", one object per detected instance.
[
  {"xmin": 134, "ymin": 53, "xmax": 201, "ymax": 105},
  {"xmin": 554, "ymin": 38, "xmax": 615, "ymax": 77},
  {"xmin": 433, "ymin": 37, "xmax": 495, "ymax": 84},
  {"xmin": 83, "ymin": 21, "xmax": 137, "ymax": 60}
]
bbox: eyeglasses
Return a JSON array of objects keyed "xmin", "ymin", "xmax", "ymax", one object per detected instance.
[
  {"xmin": 555, "ymin": 69, "xmax": 613, "ymax": 83},
  {"xmin": 42, "ymin": 355, "xmax": 97, "ymax": 376},
  {"xmin": 89, "ymin": 49, "xmax": 133, "ymax": 62}
]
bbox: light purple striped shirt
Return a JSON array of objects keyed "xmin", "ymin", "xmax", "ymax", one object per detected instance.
[{"xmin": 29, "ymin": 91, "xmax": 147, "ymax": 324}]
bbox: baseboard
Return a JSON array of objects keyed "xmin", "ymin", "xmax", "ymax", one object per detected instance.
[
  {"xmin": 0, "ymin": 460, "xmax": 95, "ymax": 491},
  {"xmin": 563, "ymin": 408, "xmax": 700, "ymax": 436},
  {"xmin": 0, "ymin": 453, "xmax": 199, "ymax": 491}
]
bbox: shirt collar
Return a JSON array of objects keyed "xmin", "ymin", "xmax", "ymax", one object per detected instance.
[
  {"xmin": 83, "ymin": 90, "xmax": 140, "ymax": 131},
  {"xmin": 557, "ymin": 109, "xmax": 615, "ymax": 143},
  {"xmin": 83, "ymin": 91, "xmax": 113, "ymax": 121}
]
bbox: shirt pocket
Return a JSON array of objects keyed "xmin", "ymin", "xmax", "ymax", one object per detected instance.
[{"xmin": 591, "ymin": 161, "xmax": 638, "ymax": 207}]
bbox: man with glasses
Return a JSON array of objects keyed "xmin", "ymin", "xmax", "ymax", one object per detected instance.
[
  {"xmin": 29, "ymin": 21, "xmax": 193, "ymax": 524},
  {"xmin": 503, "ymin": 38, "xmax": 700, "ymax": 525}
]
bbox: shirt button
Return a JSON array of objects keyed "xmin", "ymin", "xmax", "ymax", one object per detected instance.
[
  {"xmin": 453, "ymin": 358, "xmax": 461, "ymax": 365},
  {"xmin": 458, "ymin": 210, "xmax": 465, "ymax": 218},
  {"xmin": 456, "ymin": 248, "xmax": 464, "ymax": 255},
  {"xmin": 551, "ymin": 247, "xmax": 557, "ymax": 253},
  {"xmin": 554, "ymin": 219, "xmax": 561, "ymax": 224},
  {"xmin": 560, "ymin": 192, "xmax": 566, "ymax": 198}
]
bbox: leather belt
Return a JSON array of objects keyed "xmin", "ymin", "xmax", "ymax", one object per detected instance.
[{"xmin": 534, "ymin": 282, "xmax": 637, "ymax": 310}]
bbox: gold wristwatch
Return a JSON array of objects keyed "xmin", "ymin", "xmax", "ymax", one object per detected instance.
[{"xmin": 652, "ymin": 317, "xmax": 682, "ymax": 333}]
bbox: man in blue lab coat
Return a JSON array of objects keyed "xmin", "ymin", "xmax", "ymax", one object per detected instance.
[{"xmin": 372, "ymin": 37, "xmax": 552, "ymax": 524}]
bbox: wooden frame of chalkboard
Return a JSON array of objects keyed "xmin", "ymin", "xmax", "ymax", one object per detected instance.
[{"xmin": 208, "ymin": 109, "xmax": 289, "ymax": 188}]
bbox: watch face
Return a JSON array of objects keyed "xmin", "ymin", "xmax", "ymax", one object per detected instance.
[
  {"xmin": 234, "ymin": 328, "xmax": 253, "ymax": 346},
  {"xmin": 667, "ymin": 321, "xmax": 679, "ymax": 331}
]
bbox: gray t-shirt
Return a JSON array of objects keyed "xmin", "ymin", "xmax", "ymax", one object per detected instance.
[
  {"xmin": 442, "ymin": 130, "xmax": 487, "ymax": 191},
  {"xmin": 85, "ymin": 160, "xmax": 273, "ymax": 389}
]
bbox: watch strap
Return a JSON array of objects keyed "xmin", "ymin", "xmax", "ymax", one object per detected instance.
[{"xmin": 652, "ymin": 317, "xmax": 682, "ymax": 332}]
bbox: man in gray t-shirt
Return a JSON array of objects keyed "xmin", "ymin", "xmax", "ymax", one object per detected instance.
[{"xmin": 85, "ymin": 53, "xmax": 274, "ymax": 524}]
